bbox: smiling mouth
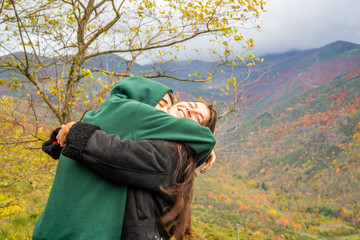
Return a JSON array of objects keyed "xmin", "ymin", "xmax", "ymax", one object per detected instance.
[{"xmin": 178, "ymin": 109, "xmax": 186, "ymax": 118}]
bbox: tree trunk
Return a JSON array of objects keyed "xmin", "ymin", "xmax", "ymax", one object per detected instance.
[{"xmin": 61, "ymin": 55, "xmax": 84, "ymax": 124}]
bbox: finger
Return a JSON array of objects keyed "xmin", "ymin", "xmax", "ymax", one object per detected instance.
[
  {"xmin": 56, "ymin": 129, "xmax": 64, "ymax": 141},
  {"xmin": 59, "ymin": 136, "xmax": 66, "ymax": 147},
  {"xmin": 200, "ymin": 166, "xmax": 209, "ymax": 174},
  {"xmin": 208, "ymin": 157, "xmax": 215, "ymax": 167},
  {"xmin": 200, "ymin": 163, "xmax": 211, "ymax": 174},
  {"xmin": 60, "ymin": 135, "xmax": 66, "ymax": 147}
]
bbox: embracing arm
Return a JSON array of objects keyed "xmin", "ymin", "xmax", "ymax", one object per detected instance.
[
  {"xmin": 133, "ymin": 103, "xmax": 215, "ymax": 166},
  {"xmin": 61, "ymin": 122, "xmax": 184, "ymax": 192}
]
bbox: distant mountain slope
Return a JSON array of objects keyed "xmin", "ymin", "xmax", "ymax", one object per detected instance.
[
  {"xmin": 243, "ymin": 41, "xmax": 360, "ymax": 119},
  {"xmin": 216, "ymin": 55, "xmax": 360, "ymax": 224},
  {"xmin": 141, "ymin": 41, "xmax": 360, "ymax": 113},
  {"xmin": 3, "ymin": 41, "xmax": 358, "ymax": 108}
]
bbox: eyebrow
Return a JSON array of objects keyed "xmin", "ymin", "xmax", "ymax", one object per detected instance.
[{"xmin": 194, "ymin": 102, "xmax": 204, "ymax": 124}]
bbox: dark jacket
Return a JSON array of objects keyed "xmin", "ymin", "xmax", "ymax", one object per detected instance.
[{"xmin": 61, "ymin": 122, "xmax": 191, "ymax": 240}]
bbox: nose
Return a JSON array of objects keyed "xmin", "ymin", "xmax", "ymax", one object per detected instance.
[{"xmin": 186, "ymin": 107, "xmax": 199, "ymax": 116}]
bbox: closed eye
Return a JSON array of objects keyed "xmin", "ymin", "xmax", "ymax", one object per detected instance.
[
  {"xmin": 159, "ymin": 99, "xmax": 168, "ymax": 107},
  {"xmin": 194, "ymin": 102, "xmax": 204, "ymax": 124}
]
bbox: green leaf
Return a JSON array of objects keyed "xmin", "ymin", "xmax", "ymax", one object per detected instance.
[{"xmin": 0, "ymin": 79, "xmax": 9, "ymax": 86}]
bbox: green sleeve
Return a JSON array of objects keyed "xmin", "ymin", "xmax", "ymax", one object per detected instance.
[
  {"xmin": 84, "ymin": 97, "xmax": 216, "ymax": 166},
  {"xmin": 133, "ymin": 102, "xmax": 215, "ymax": 166}
]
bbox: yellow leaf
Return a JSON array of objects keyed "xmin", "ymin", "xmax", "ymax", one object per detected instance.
[{"xmin": 229, "ymin": 77, "xmax": 236, "ymax": 87}]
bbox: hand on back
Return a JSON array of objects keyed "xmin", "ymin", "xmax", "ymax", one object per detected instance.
[
  {"xmin": 56, "ymin": 122, "xmax": 77, "ymax": 147},
  {"xmin": 200, "ymin": 150, "xmax": 216, "ymax": 174}
]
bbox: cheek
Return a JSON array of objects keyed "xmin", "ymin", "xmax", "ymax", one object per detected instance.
[{"xmin": 190, "ymin": 118, "xmax": 198, "ymax": 123}]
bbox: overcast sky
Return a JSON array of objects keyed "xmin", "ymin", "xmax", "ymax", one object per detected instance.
[{"xmin": 245, "ymin": 0, "xmax": 360, "ymax": 56}]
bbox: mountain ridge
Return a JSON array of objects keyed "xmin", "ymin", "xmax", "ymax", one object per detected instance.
[{"xmin": 241, "ymin": 40, "xmax": 360, "ymax": 120}]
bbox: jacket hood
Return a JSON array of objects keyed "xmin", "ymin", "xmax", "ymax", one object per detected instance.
[{"xmin": 110, "ymin": 76, "xmax": 172, "ymax": 107}]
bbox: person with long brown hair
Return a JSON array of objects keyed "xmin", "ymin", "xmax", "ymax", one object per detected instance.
[{"xmin": 55, "ymin": 100, "xmax": 217, "ymax": 239}]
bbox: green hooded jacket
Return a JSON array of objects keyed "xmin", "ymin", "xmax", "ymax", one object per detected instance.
[{"xmin": 33, "ymin": 77, "xmax": 216, "ymax": 240}]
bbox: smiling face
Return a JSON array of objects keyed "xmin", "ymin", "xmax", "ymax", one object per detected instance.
[{"xmin": 167, "ymin": 101, "xmax": 211, "ymax": 126}]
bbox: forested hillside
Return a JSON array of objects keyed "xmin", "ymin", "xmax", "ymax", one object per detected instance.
[
  {"xmin": 1, "ymin": 41, "xmax": 360, "ymax": 239},
  {"xmin": 194, "ymin": 41, "xmax": 360, "ymax": 239}
]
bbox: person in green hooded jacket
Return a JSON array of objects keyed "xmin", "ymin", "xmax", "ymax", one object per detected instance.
[
  {"xmin": 50, "ymin": 98, "xmax": 217, "ymax": 239},
  {"xmin": 33, "ymin": 76, "xmax": 216, "ymax": 239}
]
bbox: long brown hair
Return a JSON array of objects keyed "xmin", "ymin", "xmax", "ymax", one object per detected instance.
[
  {"xmin": 160, "ymin": 101, "xmax": 218, "ymax": 239},
  {"xmin": 160, "ymin": 144, "xmax": 197, "ymax": 239}
]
